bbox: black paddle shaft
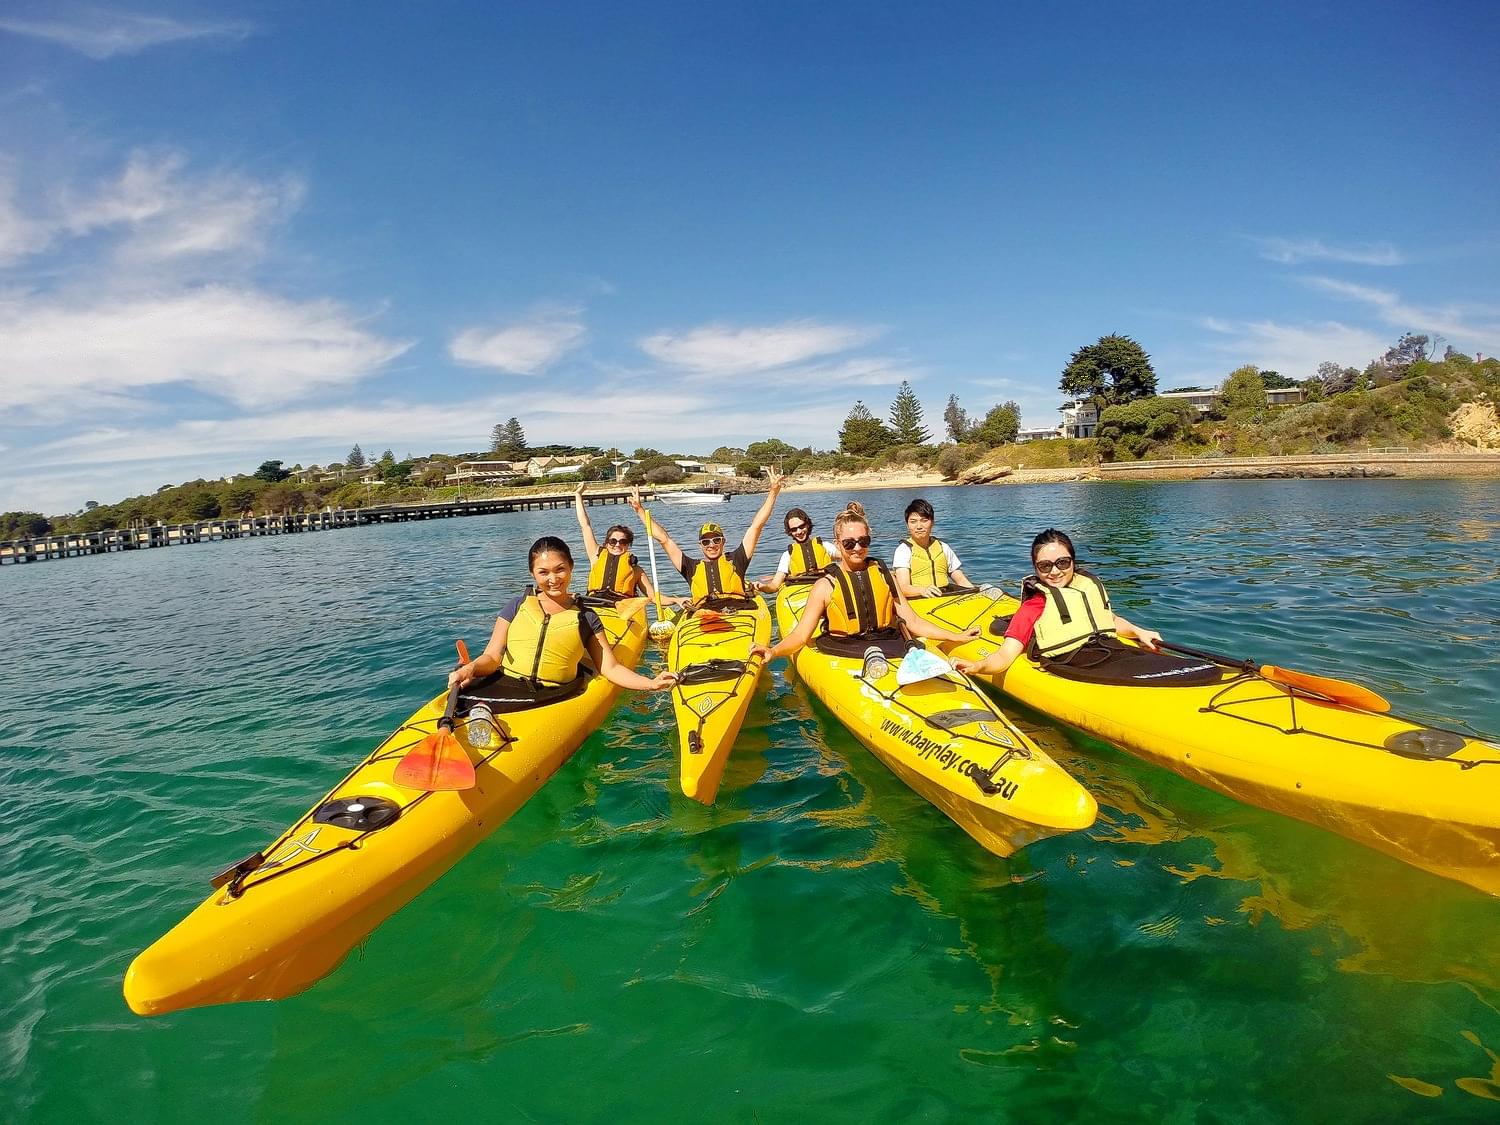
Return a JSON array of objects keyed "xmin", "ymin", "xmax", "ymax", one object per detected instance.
[
  {"xmin": 1159, "ymin": 640, "xmax": 1255, "ymax": 672},
  {"xmin": 437, "ymin": 679, "xmax": 462, "ymax": 731}
]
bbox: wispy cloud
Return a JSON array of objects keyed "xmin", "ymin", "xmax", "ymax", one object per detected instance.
[
  {"xmin": 639, "ymin": 319, "xmax": 880, "ymax": 376},
  {"xmin": 1199, "ymin": 316, "xmax": 1389, "ymax": 379},
  {"xmin": 0, "ymin": 6, "xmax": 252, "ymax": 59},
  {"xmin": 1, "ymin": 286, "xmax": 413, "ymax": 416},
  {"xmin": 1251, "ymin": 236, "xmax": 1404, "ymax": 266},
  {"xmin": 1302, "ymin": 276, "xmax": 1500, "ymax": 345},
  {"xmin": 449, "ymin": 310, "xmax": 587, "ymax": 374}
]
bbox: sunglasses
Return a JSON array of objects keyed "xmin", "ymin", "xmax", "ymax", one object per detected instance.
[
  {"xmin": 840, "ymin": 535, "xmax": 872, "ymax": 550},
  {"xmin": 1035, "ymin": 557, "xmax": 1074, "ymax": 574},
  {"xmin": 605, "ymin": 537, "xmax": 631, "ymax": 547},
  {"xmin": 700, "ymin": 535, "xmax": 725, "ymax": 546},
  {"xmin": 787, "ymin": 523, "xmax": 809, "ymax": 534}
]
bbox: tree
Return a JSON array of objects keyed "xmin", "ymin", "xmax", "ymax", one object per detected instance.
[
  {"xmin": 735, "ymin": 459, "xmax": 762, "ymax": 478},
  {"xmin": 1, "ymin": 511, "xmax": 52, "ymax": 538},
  {"xmin": 1060, "ymin": 334, "xmax": 1158, "ymax": 407},
  {"xmin": 84, "ymin": 500, "xmax": 100, "ymax": 511},
  {"xmin": 839, "ymin": 401, "xmax": 895, "ymax": 456},
  {"xmin": 492, "ymin": 418, "xmax": 527, "ymax": 459},
  {"xmin": 1095, "ymin": 397, "xmax": 1197, "ymax": 461},
  {"xmin": 710, "ymin": 445, "xmax": 746, "ymax": 462},
  {"xmin": 942, "ymin": 395, "xmax": 971, "ymax": 442},
  {"xmin": 1315, "ymin": 361, "xmax": 1360, "ymax": 396},
  {"xmin": 254, "ymin": 459, "xmax": 290, "ymax": 482},
  {"xmin": 1259, "ymin": 370, "xmax": 1299, "ymax": 389},
  {"xmin": 1379, "ymin": 333, "xmax": 1431, "ymax": 373},
  {"xmin": 746, "ymin": 438, "xmax": 798, "ymax": 463},
  {"xmin": 346, "ymin": 445, "xmax": 366, "ymax": 470},
  {"xmin": 888, "ymin": 381, "xmax": 930, "ymax": 444},
  {"xmin": 971, "ymin": 401, "xmax": 1021, "ymax": 446},
  {"xmin": 1217, "ymin": 366, "xmax": 1269, "ymax": 417}
]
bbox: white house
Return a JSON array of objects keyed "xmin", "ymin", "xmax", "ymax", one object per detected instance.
[{"xmin": 1060, "ymin": 402, "xmax": 1099, "ymax": 438}]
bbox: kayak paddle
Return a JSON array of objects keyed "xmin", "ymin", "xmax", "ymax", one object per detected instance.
[
  {"xmin": 1159, "ymin": 640, "xmax": 1391, "ymax": 713},
  {"xmin": 640, "ymin": 507, "xmax": 676, "ymax": 642},
  {"xmin": 394, "ymin": 645, "xmax": 478, "ymax": 790}
]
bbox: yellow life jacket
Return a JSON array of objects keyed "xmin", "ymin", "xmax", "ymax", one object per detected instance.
[
  {"xmin": 587, "ymin": 547, "xmax": 639, "ymax": 599},
  {"xmin": 824, "ymin": 561, "xmax": 897, "ymax": 637},
  {"xmin": 1028, "ymin": 569, "xmax": 1116, "ymax": 658},
  {"xmin": 689, "ymin": 554, "xmax": 747, "ymax": 601},
  {"xmin": 787, "ymin": 535, "xmax": 833, "ymax": 578},
  {"xmin": 500, "ymin": 596, "xmax": 588, "ymax": 686},
  {"xmin": 903, "ymin": 537, "xmax": 950, "ymax": 587}
]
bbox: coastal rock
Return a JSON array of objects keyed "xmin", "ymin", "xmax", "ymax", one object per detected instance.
[
  {"xmin": 957, "ymin": 462, "xmax": 1015, "ymax": 484},
  {"xmin": 1449, "ymin": 400, "xmax": 1500, "ymax": 449},
  {"xmin": 1204, "ymin": 466, "xmax": 1398, "ymax": 480}
]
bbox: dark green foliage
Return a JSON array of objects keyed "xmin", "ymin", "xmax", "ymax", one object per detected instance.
[
  {"xmin": 746, "ymin": 438, "xmax": 798, "ymax": 463},
  {"xmin": 1060, "ymin": 334, "xmax": 1158, "ymax": 407},
  {"xmin": 735, "ymin": 460, "xmax": 761, "ymax": 478},
  {"xmin": 1259, "ymin": 370, "xmax": 1300, "ymax": 389},
  {"xmin": 642, "ymin": 463, "xmax": 687, "ymax": 485},
  {"xmin": 1, "ymin": 512, "xmax": 52, "ymax": 538},
  {"xmin": 942, "ymin": 395, "xmax": 971, "ymax": 442},
  {"xmin": 887, "ymin": 381, "xmax": 930, "ymax": 444},
  {"xmin": 1095, "ymin": 397, "xmax": 1197, "ymax": 461},
  {"xmin": 1217, "ymin": 366, "xmax": 1269, "ymax": 419},
  {"xmin": 254, "ymin": 460, "xmax": 290, "ymax": 482},
  {"xmin": 625, "ymin": 453, "xmax": 682, "ymax": 484},
  {"xmin": 839, "ymin": 401, "xmax": 895, "ymax": 456},
  {"xmin": 346, "ymin": 444, "xmax": 366, "ymax": 469},
  {"xmin": 492, "ymin": 418, "xmax": 527, "ymax": 459},
  {"xmin": 971, "ymin": 401, "xmax": 1021, "ymax": 446}
]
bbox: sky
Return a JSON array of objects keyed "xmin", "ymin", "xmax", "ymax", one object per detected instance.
[{"xmin": 2, "ymin": 1, "xmax": 1497, "ymax": 514}]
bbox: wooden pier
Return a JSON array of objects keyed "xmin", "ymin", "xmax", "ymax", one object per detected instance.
[{"xmin": 0, "ymin": 489, "xmax": 649, "ymax": 567}]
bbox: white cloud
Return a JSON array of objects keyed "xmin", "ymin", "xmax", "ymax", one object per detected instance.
[
  {"xmin": 449, "ymin": 312, "xmax": 586, "ymax": 374},
  {"xmin": 1251, "ymin": 236, "xmax": 1404, "ymax": 267},
  {"xmin": 1303, "ymin": 276, "xmax": 1500, "ymax": 346},
  {"xmin": 1, "ymin": 285, "xmax": 412, "ymax": 416},
  {"xmin": 639, "ymin": 319, "xmax": 879, "ymax": 376},
  {"xmin": 1199, "ymin": 316, "xmax": 1389, "ymax": 379},
  {"xmin": 0, "ymin": 7, "xmax": 252, "ymax": 59}
]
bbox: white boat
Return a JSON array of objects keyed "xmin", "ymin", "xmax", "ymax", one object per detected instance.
[{"xmin": 655, "ymin": 489, "xmax": 731, "ymax": 504}]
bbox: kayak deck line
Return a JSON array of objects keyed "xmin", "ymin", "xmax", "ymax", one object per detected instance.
[
  {"xmin": 124, "ymin": 604, "xmax": 649, "ymax": 1017},
  {"xmin": 910, "ymin": 588, "xmax": 1500, "ymax": 897}
]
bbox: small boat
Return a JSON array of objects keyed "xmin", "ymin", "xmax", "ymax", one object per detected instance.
[
  {"xmin": 907, "ymin": 587, "xmax": 1500, "ymax": 896},
  {"xmin": 773, "ymin": 581, "xmax": 1097, "ymax": 856},
  {"xmin": 123, "ymin": 601, "xmax": 650, "ymax": 1016},
  {"xmin": 667, "ymin": 595, "xmax": 771, "ymax": 803},
  {"xmin": 656, "ymin": 491, "xmax": 731, "ymax": 504}
]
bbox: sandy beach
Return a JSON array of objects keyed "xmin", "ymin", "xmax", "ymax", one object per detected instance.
[{"xmin": 779, "ymin": 466, "xmax": 1098, "ymax": 493}]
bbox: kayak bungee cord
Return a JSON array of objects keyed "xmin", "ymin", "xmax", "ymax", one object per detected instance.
[
  {"xmin": 927, "ymin": 587, "xmax": 1500, "ymax": 771},
  {"xmin": 670, "ymin": 601, "xmax": 764, "ymax": 754}
]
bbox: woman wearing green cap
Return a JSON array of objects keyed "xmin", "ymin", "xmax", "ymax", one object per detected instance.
[{"xmin": 629, "ymin": 469, "xmax": 784, "ymax": 608}]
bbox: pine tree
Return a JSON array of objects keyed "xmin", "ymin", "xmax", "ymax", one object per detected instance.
[
  {"xmin": 942, "ymin": 394, "xmax": 971, "ymax": 442},
  {"xmin": 492, "ymin": 417, "xmax": 528, "ymax": 459},
  {"xmin": 346, "ymin": 444, "xmax": 366, "ymax": 469},
  {"xmin": 1060, "ymin": 335, "xmax": 1158, "ymax": 407},
  {"xmin": 888, "ymin": 381, "xmax": 930, "ymax": 444},
  {"xmin": 839, "ymin": 401, "xmax": 895, "ymax": 456},
  {"xmin": 489, "ymin": 423, "xmax": 507, "ymax": 452}
]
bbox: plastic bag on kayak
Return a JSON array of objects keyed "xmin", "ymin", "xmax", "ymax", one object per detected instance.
[{"xmin": 895, "ymin": 647, "xmax": 953, "ymax": 687}]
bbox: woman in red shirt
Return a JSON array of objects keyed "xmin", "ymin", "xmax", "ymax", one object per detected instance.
[{"xmin": 954, "ymin": 529, "xmax": 1162, "ymax": 678}]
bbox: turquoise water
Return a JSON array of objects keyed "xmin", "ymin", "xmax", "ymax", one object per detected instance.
[{"xmin": 3, "ymin": 480, "xmax": 1498, "ymax": 1122}]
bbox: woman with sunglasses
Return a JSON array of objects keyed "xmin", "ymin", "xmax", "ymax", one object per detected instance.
[
  {"xmin": 892, "ymin": 497, "xmax": 976, "ymax": 600},
  {"xmin": 753, "ymin": 507, "xmax": 840, "ymax": 593},
  {"xmin": 953, "ymin": 528, "xmax": 1162, "ymax": 678},
  {"xmin": 753, "ymin": 501, "xmax": 979, "ymax": 662},
  {"xmin": 628, "ymin": 469, "xmax": 784, "ymax": 606},
  {"xmin": 574, "ymin": 485, "xmax": 681, "ymax": 606}
]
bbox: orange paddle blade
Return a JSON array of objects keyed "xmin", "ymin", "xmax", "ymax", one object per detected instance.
[
  {"xmin": 1261, "ymin": 665, "xmax": 1391, "ymax": 713},
  {"xmin": 393, "ymin": 728, "xmax": 477, "ymax": 790},
  {"xmin": 614, "ymin": 596, "xmax": 649, "ymax": 621}
]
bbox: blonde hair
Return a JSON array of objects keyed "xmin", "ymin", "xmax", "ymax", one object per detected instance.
[{"xmin": 832, "ymin": 500, "xmax": 870, "ymax": 538}]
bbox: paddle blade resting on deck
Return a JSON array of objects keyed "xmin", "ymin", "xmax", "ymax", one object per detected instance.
[
  {"xmin": 1261, "ymin": 665, "xmax": 1391, "ymax": 713},
  {"xmin": 393, "ymin": 679, "xmax": 476, "ymax": 790}
]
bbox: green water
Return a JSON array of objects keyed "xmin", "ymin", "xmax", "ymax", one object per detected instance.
[{"xmin": 3, "ymin": 480, "xmax": 1497, "ymax": 1122}]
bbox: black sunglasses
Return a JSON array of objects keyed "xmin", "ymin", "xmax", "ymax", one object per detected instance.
[
  {"xmin": 1035, "ymin": 556, "xmax": 1074, "ymax": 574},
  {"xmin": 787, "ymin": 523, "xmax": 809, "ymax": 534},
  {"xmin": 605, "ymin": 536, "xmax": 631, "ymax": 547},
  {"xmin": 840, "ymin": 535, "xmax": 872, "ymax": 550}
]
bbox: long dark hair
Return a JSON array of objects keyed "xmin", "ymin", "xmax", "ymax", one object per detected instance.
[
  {"xmin": 1030, "ymin": 528, "xmax": 1075, "ymax": 565},
  {"xmin": 528, "ymin": 536, "xmax": 574, "ymax": 569}
]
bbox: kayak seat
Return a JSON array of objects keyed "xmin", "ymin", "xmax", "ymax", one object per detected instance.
[
  {"xmin": 697, "ymin": 595, "xmax": 757, "ymax": 613},
  {"xmin": 813, "ymin": 628, "xmax": 912, "ymax": 660},
  {"xmin": 460, "ymin": 671, "xmax": 591, "ymax": 714},
  {"xmin": 989, "ymin": 615, "xmax": 1013, "ymax": 636},
  {"xmin": 1036, "ymin": 639, "xmax": 1226, "ymax": 688}
]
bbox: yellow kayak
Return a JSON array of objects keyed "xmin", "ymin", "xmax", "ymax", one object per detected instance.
[
  {"xmin": 124, "ymin": 600, "xmax": 649, "ymax": 1016},
  {"xmin": 667, "ymin": 596, "xmax": 771, "ymax": 804},
  {"xmin": 909, "ymin": 588, "xmax": 1500, "ymax": 897},
  {"xmin": 773, "ymin": 581, "xmax": 1097, "ymax": 856}
]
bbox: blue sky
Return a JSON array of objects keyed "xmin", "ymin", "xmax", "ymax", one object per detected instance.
[{"xmin": 2, "ymin": 1, "xmax": 1497, "ymax": 513}]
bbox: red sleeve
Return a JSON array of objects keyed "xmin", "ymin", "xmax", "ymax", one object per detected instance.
[{"xmin": 1004, "ymin": 594, "xmax": 1046, "ymax": 646}]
